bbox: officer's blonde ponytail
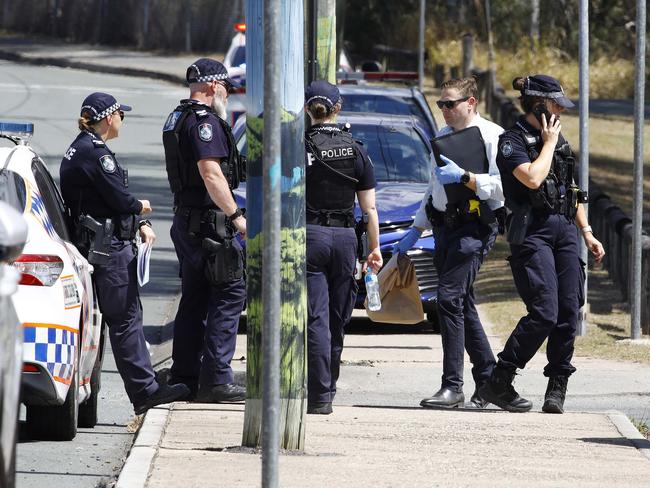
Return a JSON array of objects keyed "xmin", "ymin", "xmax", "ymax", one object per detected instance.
[
  {"xmin": 78, "ymin": 110, "xmax": 96, "ymax": 132},
  {"xmin": 307, "ymin": 101, "xmax": 341, "ymax": 122}
]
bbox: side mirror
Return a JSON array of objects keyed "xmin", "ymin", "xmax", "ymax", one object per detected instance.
[{"xmin": 0, "ymin": 201, "xmax": 28, "ymax": 262}]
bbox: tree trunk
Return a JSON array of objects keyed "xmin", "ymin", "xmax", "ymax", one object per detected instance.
[
  {"xmin": 316, "ymin": 0, "xmax": 336, "ymax": 83},
  {"xmin": 530, "ymin": 0, "xmax": 540, "ymax": 51}
]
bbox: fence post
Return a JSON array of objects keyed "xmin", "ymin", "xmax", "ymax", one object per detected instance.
[{"xmin": 462, "ymin": 33, "xmax": 473, "ymax": 77}]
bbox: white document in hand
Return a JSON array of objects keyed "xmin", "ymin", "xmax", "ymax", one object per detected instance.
[{"xmin": 137, "ymin": 241, "xmax": 152, "ymax": 287}]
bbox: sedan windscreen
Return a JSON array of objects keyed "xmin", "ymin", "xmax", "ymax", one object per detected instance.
[
  {"xmin": 342, "ymin": 95, "xmax": 429, "ymax": 130},
  {"xmin": 350, "ymin": 124, "xmax": 431, "ymax": 183}
]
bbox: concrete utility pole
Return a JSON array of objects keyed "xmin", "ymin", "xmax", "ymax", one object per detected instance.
[
  {"xmin": 577, "ymin": 0, "xmax": 589, "ymax": 336},
  {"xmin": 242, "ymin": 0, "xmax": 307, "ymax": 455},
  {"xmin": 631, "ymin": 0, "xmax": 646, "ymax": 339}
]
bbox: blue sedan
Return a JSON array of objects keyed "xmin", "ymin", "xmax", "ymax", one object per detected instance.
[{"xmin": 232, "ymin": 112, "xmax": 439, "ymax": 325}]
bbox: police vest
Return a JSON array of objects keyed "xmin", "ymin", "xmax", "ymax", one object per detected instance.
[
  {"xmin": 162, "ymin": 102, "xmax": 243, "ymax": 206},
  {"xmin": 305, "ymin": 127, "xmax": 358, "ymax": 220},
  {"xmin": 511, "ymin": 126, "xmax": 577, "ymax": 218}
]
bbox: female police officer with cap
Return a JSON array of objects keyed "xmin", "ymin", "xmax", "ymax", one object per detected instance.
[
  {"xmin": 60, "ymin": 92, "xmax": 189, "ymax": 415},
  {"xmin": 479, "ymin": 75, "xmax": 605, "ymax": 414},
  {"xmin": 304, "ymin": 80, "xmax": 382, "ymax": 415}
]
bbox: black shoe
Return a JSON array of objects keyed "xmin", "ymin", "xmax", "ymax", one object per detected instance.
[
  {"xmin": 307, "ymin": 402, "xmax": 333, "ymax": 415},
  {"xmin": 134, "ymin": 383, "xmax": 191, "ymax": 415},
  {"xmin": 420, "ymin": 387, "xmax": 465, "ymax": 409},
  {"xmin": 466, "ymin": 386, "xmax": 490, "ymax": 409},
  {"xmin": 195, "ymin": 383, "xmax": 246, "ymax": 403},
  {"xmin": 479, "ymin": 365, "xmax": 532, "ymax": 413},
  {"xmin": 542, "ymin": 375, "xmax": 568, "ymax": 414}
]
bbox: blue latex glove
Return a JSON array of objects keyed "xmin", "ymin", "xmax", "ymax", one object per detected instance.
[
  {"xmin": 434, "ymin": 154, "xmax": 464, "ymax": 185},
  {"xmin": 392, "ymin": 227, "xmax": 422, "ymax": 255}
]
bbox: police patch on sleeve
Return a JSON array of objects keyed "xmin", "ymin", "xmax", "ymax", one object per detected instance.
[
  {"xmin": 99, "ymin": 154, "xmax": 116, "ymax": 173},
  {"xmin": 500, "ymin": 140, "xmax": 514, "ymax": 158},
  {"xmin": 198, "ymin": 123, "xmax": 213, "ymax": 142}
]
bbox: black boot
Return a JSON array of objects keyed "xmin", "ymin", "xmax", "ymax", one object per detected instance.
[
  {"xmin": 420, "ymin": 387, "xmax": 465, "ymax": 409},
  {"xmin": 466, "ymin": 386, "xmax": 489, "ymax": 409},
  {"xmin": 479, "ymin": 365, "xmax": 532, "ymax": 413},
  {"xmin": 542, "ymin": 376, "xmax": 568, "ymax": 414}
]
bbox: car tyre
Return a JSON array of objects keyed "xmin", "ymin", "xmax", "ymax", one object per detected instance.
[
  {"xmin": 26, "ymin": 371, "xmax": 78, "ymax": 441},
  {"xmin": 426, "ymin": 312, "xmax": 440, "ymax": 334},
  {"xmin": 78, "ymin": 322, "xmax": 106, "ymax": 428}
]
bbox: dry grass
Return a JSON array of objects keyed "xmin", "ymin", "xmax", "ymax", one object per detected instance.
[{"xmin": 474, "ymin": 236, "xmax": 650, "ymax": 364}]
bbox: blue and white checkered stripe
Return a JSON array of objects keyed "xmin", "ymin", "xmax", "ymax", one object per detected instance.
[
  {"xmin": 31, "ymin": 190, "xmax": 60, "ymax": 241},
  {"xmin": 23, "ymin": 326, "xmax": 77, "ymax": 382},
  {"xmin": 81, "ymin": 101, "xmax": 119, "ymax": 121}
]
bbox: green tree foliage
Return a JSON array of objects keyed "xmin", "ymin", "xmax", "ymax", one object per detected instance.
[{"xmin": 339, "ymin": 0, "xmax": 643, "ymax": 65}]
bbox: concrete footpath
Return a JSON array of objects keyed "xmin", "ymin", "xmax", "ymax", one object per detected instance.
[{"xmin": 117, "ymin": 328, "xmax": 650, "ymax": 488}]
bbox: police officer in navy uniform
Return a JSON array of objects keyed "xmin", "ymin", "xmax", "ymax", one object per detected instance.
[
  {"xmin": 393, "ymin": 77, "xmax": 504, "ymax": 409},
  {"xmin": 163, "ymin": 59, "xmax": 246, "ymax": 403},
  {"xmin": 480, "ymin": 75, "xmax": 605, "ymax": 413},
  {"xmin": 304, "ymin": 80, "xmax": 382, "ymax": 415},
  {"xmin": 60, "ymin": 92, "xmax": 189, "ymax": 415}
]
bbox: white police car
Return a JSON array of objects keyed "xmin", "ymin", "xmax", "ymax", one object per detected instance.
[
  {"xmin": 0, "ymin": 200, "xmax": 27, "ymax": 488},
  {"xmin": 0, "ymin": 122, "xmax": 105, "ymax": 441}
]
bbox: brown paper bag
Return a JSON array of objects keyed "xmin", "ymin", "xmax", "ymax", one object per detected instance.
[{"xmin": 365, "ymin": 253, "xmax": 424, "ymax": 324}]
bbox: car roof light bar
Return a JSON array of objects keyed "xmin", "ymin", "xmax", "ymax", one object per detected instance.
[
  {"xmin": 0, "ymin": 122, "xmax": 34, "ymax": 145},
  {"xmin": 336, "ymin": 71, "xmax": 419, "ymax": 83},
  {"xmin": 234, "ymin": 23, "xmax": 246, "ymax": 32}
]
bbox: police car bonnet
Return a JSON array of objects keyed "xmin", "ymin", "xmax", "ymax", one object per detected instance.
[{"xmin": 81, "ymin": 92, "xmax": 132, "ymax": 122}]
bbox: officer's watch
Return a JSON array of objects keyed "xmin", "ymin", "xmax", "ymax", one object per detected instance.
[
  {"xmin": 227, "ymin": 208, "xmax": 244, "ymax": 221},
  {"xmin": 460, "ymin": 171, "xmax": 471, "ymax": 184},
  {"xmin": 138, "ymin": 219, "xmax": 152, "ymax": 229}
]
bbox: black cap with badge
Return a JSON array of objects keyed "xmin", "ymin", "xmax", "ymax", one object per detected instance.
[
  {"xmin": 305, "ymin": 80, "xmax": 341, "ymax": 109},
  {"xmin": 80, "ymin": 92, "xmax": 132, "ymax": 122},
  {"xmin": 521, "ymin": 74, "xmax": 574, "ymax": 108},
  {"xmin": 186, "ymin": 58, "xmax": 241, "ymax": 89}
]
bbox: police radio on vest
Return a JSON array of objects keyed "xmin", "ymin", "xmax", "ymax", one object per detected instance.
[{"xmin": 321, "ymin": 147, "xmax": 353, "ymax": 159}]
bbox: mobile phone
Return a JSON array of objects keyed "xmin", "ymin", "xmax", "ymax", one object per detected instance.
[{"xmin": 532, "ymin": 104, "xmax": 552, "ymax": 125}]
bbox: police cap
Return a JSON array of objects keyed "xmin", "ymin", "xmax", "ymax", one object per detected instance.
[
  {"xmin": 186, "ymin": 58, "xmax": 241, "ymax": 89},
  {"xmin": 80, "ymin": 92, "xmax": 132, "ymax": 122},
  {"xmin": 522, "ymin": 74, "xmax": 574, "ymax": 108},
  {"xmin": 305, "ymin": 80, "xmax": 341, "ymax": 109}
]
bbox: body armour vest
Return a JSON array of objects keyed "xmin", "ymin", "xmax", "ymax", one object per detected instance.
[
  {"xmin": 163, "ymin": 101, "xmax": 243, "ymax": 208},
  {"xmin": 305, "ymin": 127, "xmax": 358, "ymax": 217},
  {"xmin": 511, "ymin": 126, "xmax": 577, "ymax": 217}
]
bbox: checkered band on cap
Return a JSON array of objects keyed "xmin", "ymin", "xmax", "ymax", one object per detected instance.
[
  {"xmin": 306, "ymin": 95, "xmax": 335, "ymax": 107},
  {"xmin": 194, "ymin": 73, "xmax": 229, "ymax": 83},
  {"xmin": 523, "ymin": 89, "xmax": 565, "ymax": 99},
  {"xmin": 82, "ymin": 101, "xmax": 120, "ymax": 121}
]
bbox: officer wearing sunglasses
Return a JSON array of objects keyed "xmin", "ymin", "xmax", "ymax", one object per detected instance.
[
  {"xmin": 60, "ymin": 92, "xmax": 190, "ymax": 415},
  {"xmin": 393, "ymin": 77, "xmax": 504, "ymax": 409}
]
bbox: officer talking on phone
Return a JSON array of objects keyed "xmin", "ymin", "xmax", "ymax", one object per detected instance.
[{"xmin": 480, "ymin": 74, "xmax": 605, "ymax": 414}]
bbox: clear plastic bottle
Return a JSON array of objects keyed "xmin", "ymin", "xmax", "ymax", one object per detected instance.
[{"xmin": 365, "ymin": 268, "xmax": 381, "ymax": 312}]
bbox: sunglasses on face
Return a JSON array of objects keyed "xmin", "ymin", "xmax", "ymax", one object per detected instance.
[
  {"xmin": 436, "ymin": 97, "xmax": 470, "ymax": 110},
  {"xmin": 112, "ymin": 110, "xmax": 125, "ymax": 121}
]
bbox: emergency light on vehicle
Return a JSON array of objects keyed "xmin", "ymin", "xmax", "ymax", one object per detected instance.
[
  {"xmin": 336, "ymin": 71, "xmax": 419, "ymax": 84},
  {"xmin": 13, "ymin": 254, "xmax": 64, "ymax": 286},
  {"xmin": 0, "ymin": 121, "xmax": 34, "ymax": 144},
  {"xmin": 235, "ymin": 23, "xmax": 246, "ymax": 32}
]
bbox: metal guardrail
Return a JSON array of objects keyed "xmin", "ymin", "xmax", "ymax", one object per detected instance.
[{"xmin": 473, "ymin": 69, "xmax": 650, "ymax": 334}]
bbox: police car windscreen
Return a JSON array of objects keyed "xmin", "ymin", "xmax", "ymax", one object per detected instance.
[
  {"xmin": 342, "ymin": 95, "xmax": 428, "ymax": 129},
  {"xmin": 352, "ymin": 124, "xmax": 430, "ymax": 183},
  {"xmin": 0, "ymin": 170, "xmax": 27, "ymax": 212}
]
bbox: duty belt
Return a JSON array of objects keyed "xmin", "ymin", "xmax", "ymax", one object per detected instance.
[{"xmin": 306, "ymin": 210, "xmax": 355, "ymax": 228}]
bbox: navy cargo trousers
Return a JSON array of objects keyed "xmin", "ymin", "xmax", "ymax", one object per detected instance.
[
  {"xmin": 498, "ymin": 213, "xmax": 585, "ymax": 377},
  {"xmin": 306, "ymin": 224, "xmax": 358, "ymax": 404},
  {"xmin": 433, "ymin": 220, "xmax": 497, "ymax": 393}
]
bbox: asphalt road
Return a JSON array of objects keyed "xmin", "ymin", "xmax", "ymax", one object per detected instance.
[{"xmin": 0, "ymin": 60, "xmax": 186, "ymax": 488}]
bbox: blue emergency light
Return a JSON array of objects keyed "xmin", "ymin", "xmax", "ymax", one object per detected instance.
[{"xmin": 0, "ymin": 122, "xmax": 34, "ymax": 140}]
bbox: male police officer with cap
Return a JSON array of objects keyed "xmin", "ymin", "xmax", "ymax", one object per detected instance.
[
  {"xmin": 393, "ymin": 77, "xmax": 504, "ymax": 409},
  {"xmin": 163, "ymin": 58, "xmax": 246, "ymax": 403},
  {"xmin": 61, "ymin": 92, "xmax": 189, "ymax": 415},
  {"xmin": 304, "ymin": 80, "xmax": 382, "ymax": 415}
]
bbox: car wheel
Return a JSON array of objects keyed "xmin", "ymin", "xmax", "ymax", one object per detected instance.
[
  {"xmin": 26, "ymin": 371, "xmax": 78, "ymax": 441},
  {"xmin": 78, "ymin": 322, "xmax": 106, "ymax": 428},
  {"xmin": 426, "ymin": 312, "xmax": 440, "ymax": 334}
]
